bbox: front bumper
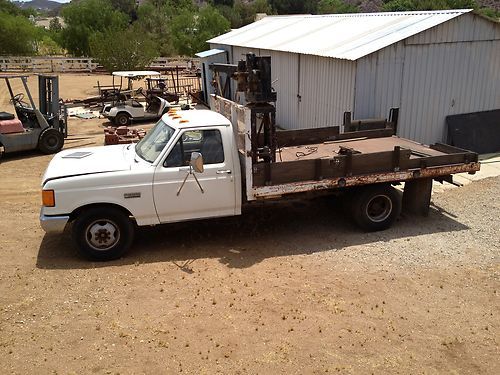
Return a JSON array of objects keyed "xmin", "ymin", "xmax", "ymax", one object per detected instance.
[{"xmin": 40, "ymin": 209, "xmax": 70, "ymax": 233}]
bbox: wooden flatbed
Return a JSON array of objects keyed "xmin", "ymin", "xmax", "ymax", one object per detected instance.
[
  {"xmin": 211, "ymin": 95, "xmax": 480, "ymax": 222},
  {"xmin": 278, "ymin": 136, "xmax": 445, "ymax": 162},
  {"xmin": 251, "ymin": 127, "xmax": 479, "ymax": 190}
]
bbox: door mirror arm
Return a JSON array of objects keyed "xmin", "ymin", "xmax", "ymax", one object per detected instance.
[{"xmin": 176, "ymin": 152, "xmax": 205, "ymax": 196}]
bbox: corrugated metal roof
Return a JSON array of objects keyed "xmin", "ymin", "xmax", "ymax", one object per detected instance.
[
  {"xmin": 195, "ymin": 48, "xmax": 226, "ymax": 58},
  {"xmin": 208, "ymin": 9, "xmax": 472, "ymax": 61}
]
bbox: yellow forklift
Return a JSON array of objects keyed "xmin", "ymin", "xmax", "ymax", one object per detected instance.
[{"xmin": 0, "ymin": 74, "xmax": 67, "ymax": 156}]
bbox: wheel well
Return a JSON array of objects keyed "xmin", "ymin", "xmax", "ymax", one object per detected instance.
[
  {"xmin": 70, "ymin": 203, "xmax": 135, "ymax": 224},
  {"xmin": 116, "ymin": 111, "xmax": 130, "ymax": 118}
]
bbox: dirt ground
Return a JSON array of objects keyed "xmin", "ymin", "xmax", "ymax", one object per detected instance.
[{"xmin": 0, "ymin": 74, "xmax": 499, "ymax": 374}]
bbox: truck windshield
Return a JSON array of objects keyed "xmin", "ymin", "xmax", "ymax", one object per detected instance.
[{"xmin": 135, "ymin": 120, "xmax": 176, "ymax": 163}]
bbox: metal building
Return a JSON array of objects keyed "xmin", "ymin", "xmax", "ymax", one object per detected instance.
[{"xmin": 202, "ymin": 9, "xmax": 500, "ymax": 145}]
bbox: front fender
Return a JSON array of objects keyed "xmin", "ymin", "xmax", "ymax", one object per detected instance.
[{"xmin": 42, "ymin": 171, "xmax": 160, "ymax": 226}]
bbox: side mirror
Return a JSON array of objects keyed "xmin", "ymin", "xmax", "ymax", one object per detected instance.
[{"xmin": 190, "ymin": 152, "xmax": 204, "ymax": 173}]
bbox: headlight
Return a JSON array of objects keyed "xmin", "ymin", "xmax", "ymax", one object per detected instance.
[{"xmin": 42, "ymin": 190, "xmax": 55, "ymax": 207}]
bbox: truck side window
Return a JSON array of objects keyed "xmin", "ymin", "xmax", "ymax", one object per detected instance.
[
  {"xmin": 164, "ymin": 139, "xmax": 184, "ymax": 167},
  {"xmin": 200, "ymin": 130, "xmax": 224, "ymax": 164},
  {"xmin": 164, "ymin": 129, "xmax": 224, "ymax": 167}
]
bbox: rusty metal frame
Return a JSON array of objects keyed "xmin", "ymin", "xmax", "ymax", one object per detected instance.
[{"xmin": 252, "ymin": 162, "xmax": 480, "ymax": 199}]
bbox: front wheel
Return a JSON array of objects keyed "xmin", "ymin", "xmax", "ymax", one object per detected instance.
[
  {"xmin": 351, "ymin": 184, "xmax": 401, "ymax": 231},
  {"xmin": 72, "ymin": 207, "xmax": 134, "ymax": 261},
  {"xmin": 38, "ymin": 128, "xmax": 64, "ymax": 154}
]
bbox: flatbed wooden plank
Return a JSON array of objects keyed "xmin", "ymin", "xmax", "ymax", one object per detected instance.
[{"xmin": 277, "ymin": 136, "xmax": 445, "ymax": 162}]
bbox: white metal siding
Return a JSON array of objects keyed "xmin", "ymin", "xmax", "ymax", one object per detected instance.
[
  {"xmin": 233, "ymin": 47, "xmax": 302, "ymax": 130},
  {"xmin": 263, "ymin": 49, "xmax": 300, "ymax": 130},
  {"xmin": 298, "ymin": 54, "xmax": 356, "ymax": 129},
  {"xmin": 406, "ymin": 13, "xmax": 500, "ymax": 45},
  {"xmin": 354, "ymin": 41, "xmax": 405, "ymax": 120},
  {"xmin": 399, "ymin": 40, "xmax": 500, "ymax": 145},
  {"xmin": 230, "ymin": 48, "xmax": 356, "ymax": 130}
]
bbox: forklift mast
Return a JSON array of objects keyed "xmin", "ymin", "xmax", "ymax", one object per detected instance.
[{"xmin": 38, "ymin": 75, "xmax": 68, "ymax": 137}]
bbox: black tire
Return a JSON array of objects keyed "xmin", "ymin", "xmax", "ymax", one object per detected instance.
[
  {"xmin": 38, "ymin": 128, "xmax": 64, "ymax": 154},
  {"xmin": 114, "ymin": 112, "xmax": 130, "ymax": 126},
  {"xmin": 351, "ymin": 184, "xmax": 401, "ymax": 231},
  {"xmin": 72, "ymin": 207, "xmax": 134, "ymax": 261}
]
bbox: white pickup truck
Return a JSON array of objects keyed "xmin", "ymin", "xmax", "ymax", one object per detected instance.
[{"xmin": 40, "ymin": 104, "xmax": 480, "ymax": 261}]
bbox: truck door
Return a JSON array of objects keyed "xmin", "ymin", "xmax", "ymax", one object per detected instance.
[{"xmin": 152, "ymin": 126, "xmax": 237, "ymax": 223}]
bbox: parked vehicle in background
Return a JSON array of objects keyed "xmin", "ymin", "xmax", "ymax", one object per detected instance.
[
  {"xmin": 0, "ymin": 74, "xmax": 67, "ymax": 156},
  {"xmin": 101, "ymin": 71, "xmax": 177, "ymax": 125}
]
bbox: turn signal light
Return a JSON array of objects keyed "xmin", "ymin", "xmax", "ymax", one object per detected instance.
[{"xmin": 42, "ymin": 190, "xmax": 55, "ymax": 207}]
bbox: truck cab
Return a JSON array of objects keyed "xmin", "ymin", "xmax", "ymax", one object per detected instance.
[{"xmin": 40, "ymin": 109, "xmax": 242, "ymax": 260}]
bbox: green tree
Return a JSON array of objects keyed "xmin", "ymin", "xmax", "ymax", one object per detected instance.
[
  {"xmin": 37, "ymin": 34, "xmax": 65, "ymax": 56},
  {"xmin": 318, "ymin": 0, "xmax": 359, "ymax": 13},
  {"xmin": 216, "ymin": 0, "xmax": 272, "ymax": 28},
  {"xmin": 61, "ymin": 0, "xmax": 128, "ymax": 56},
  {"xmin": 110, "ymin": 0, "xmax": 137, "ymax": 16},
  {"xmin": 254, "ymin": 0, "xmax": 273, "ymax": 14},
  {"xmin": 269, "ymin": 0, "xmax": 319, "ymax": 14},
  {"xmin": 49, "ymin": 17, "xmax": 63, "ymax": 32},
  {"xmin": 382, "ymin": 0, "xmax": 477, "ymax": 11},
  {"xmin": 90, "ymin": 26, "xmax": 159, "ymax": 72},
  {"xmin": 477, "ymin": 7, "xmax": 500, "ymax": 20},
  {"xmin": 0, "ymin": 13, "xmax": 40, "ymax": 55},
  {"xmin": 211, "ymin": 0, "xmax": 235, "ymax": 6},
  {"xmin": 382, "ymin": 0, "xmax": 417, "ymax": 11},
  {"xmin": 216, "ymin": 4, "xmax": 243, "ymax": 28},
  {"xmin": 170, "ymin": 5, "xmax": 230, "ymax": 56},
  {"xmin": 0, "ymin": 0, "xmax": 36, "ymax": 17},
  {"xmin": 136, "ymin": 1, "xmax": 175, "ymax": 56}
]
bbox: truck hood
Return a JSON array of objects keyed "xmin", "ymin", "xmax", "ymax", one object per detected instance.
[{"xmin": 42, "ymin": 144, "xmax": 132, "ymax": 185}]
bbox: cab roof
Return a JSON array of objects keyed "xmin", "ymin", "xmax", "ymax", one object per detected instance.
[{"xmin": 163, "ymin": 109, "xmax": 231, "ymax": 129}]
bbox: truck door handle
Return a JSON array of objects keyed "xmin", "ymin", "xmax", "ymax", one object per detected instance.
[{"xmin": 216, "ymin": 169, "xmax": 232, "ymax": 174}]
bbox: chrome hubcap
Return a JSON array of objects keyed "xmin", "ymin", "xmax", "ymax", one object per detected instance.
[{"xmin": 86, "ymin": 220, "xmax": 120, "ymax": 251}]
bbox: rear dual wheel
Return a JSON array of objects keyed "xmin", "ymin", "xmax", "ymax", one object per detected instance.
[{"xmin": 350, "ymin": 184, "xmax": 401, "ymax": 231}]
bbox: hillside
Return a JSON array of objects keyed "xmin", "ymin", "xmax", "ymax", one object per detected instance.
[{"xmin": 13, "ymin": 0, "xmax": 62, "ymax": 11}]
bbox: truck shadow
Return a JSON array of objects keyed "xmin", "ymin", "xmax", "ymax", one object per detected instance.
[
  {"xmin": 36, "ymin": 196, "xmax": 469, "ymax": 270},
  {"xmin": 0, "ymin": 149, "xmax": 46, "ymax": 163}
]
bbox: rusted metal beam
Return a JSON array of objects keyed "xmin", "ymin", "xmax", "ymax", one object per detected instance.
[{"xmin": 252, "ymin": 162, "xmax": 480, "ymax": 199}]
